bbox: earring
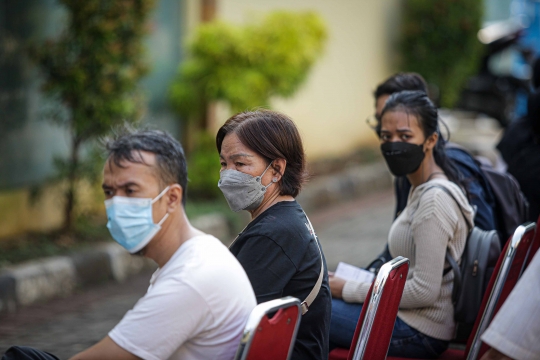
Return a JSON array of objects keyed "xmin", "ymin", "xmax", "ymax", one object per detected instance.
[{"xmin": 272, "ymin": 177, "xmax": 278, "ymax": 183}]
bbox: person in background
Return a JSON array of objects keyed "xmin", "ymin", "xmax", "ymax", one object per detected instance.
[
  {"xmin": 369, "ymin": 73, "xmax": 496, "ymax": 270},
  {"xmin": 497, "ymin": 60, "xmax": 540, "ymax": 222},
  {"xmin": 216, "ymin": 110, "xmax": 331, "ymax": 360},
  {"xmin": 480, "ymin": 250, "xmax": 540, "ymax": 360},
  {"xmin": 532, "ymin": 57, "xmax": 540, "ymax": 91},
  {"xmin": 330, "ymin": 91, "xmax": 474, "ymax": 358},
  {"xmin": 3, "ymin": 129, "xmax": 256, "ymax": 360}
]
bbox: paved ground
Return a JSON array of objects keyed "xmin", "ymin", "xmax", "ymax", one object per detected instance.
[
  {"xmin": 313, "ymin": 191, "xmax": 394, "ymax": 271},
  {"xmin": 0, "ymin": 191, "xmax": 394, "ymax": 358}
]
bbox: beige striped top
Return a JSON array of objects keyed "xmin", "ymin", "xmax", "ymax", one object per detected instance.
[{"xmin": 342, "ymin": 178, "xmax": 474, "ymax": 340}]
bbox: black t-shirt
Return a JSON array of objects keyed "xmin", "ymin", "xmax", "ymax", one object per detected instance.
[{"xmin": 230, "ymin": 200, "xmax": 331, "ymax": 360}]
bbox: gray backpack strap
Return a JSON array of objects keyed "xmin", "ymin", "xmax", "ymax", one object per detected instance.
[
  {"xmin": 301, "ymin": 211, "xmax": 324, "ymax": 315},
  {"xmin": 445, "ymin": 251, "xmax": 462, "ymax": 303}
]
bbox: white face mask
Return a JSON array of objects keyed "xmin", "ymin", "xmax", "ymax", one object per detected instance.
[
  {"xmin": 217, "ymin": 162, "xmax": 276, "ymax": 212},
  {"xmin": 104, "ymin": 186, "xmax": 170, "ymax": 253}
]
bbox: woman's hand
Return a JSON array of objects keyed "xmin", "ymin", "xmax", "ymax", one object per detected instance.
[{"xmin": 329, "ymin": 273, "xmax": 347, "ymax": 299}]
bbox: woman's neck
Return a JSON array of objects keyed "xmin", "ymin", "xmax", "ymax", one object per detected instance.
[
  {"xmin": 249, "ymin": 190, "xmax": 294, "ymax": 220},
  {"xmin": 406, "ymin": 153, "xmax": 446, "ymax": 188}
]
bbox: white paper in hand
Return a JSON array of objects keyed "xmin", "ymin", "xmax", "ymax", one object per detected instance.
[{"xmin": 335, "ymin": 262, "xmax": 375, "ymax": 284}]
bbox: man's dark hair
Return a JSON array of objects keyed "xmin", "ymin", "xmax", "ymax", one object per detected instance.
[
  {"xmin": 216, "ymin": 110, "xmax": 307, "ymax": 198},
  {"xmin": 374, "ymin": 73, "xmax": 428, "ymax": 99},
  {"xmin": 105, "ymin": 127, "xmax": 188, "ymax": 205},
  {"xmin": 373, "ymin": 73, "xmax": 429, "ymax": 135}
]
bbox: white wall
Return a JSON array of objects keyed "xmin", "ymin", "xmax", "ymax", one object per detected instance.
[{"xmin": 215, "ymin": 0, "xmax": 402, "ymax": 159}]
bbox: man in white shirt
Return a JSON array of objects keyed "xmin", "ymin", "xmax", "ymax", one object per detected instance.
[{"xmin": 3, "ymin": 129, "xmax": 256, "ymax": 360}]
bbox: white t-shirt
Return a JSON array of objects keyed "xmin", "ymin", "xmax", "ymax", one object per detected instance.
[{"xmin": 109, "ymin": 235, "xmax": 256, "ymax": 360}]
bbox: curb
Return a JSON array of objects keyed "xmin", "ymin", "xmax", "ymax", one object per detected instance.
[
  {"xmin": 0, "ymin": 213, "xmax": 230, "ymax": 314},
  {"xmin": 0, "ymin": 161, "xmax": 392, "ymax": 313},
  {"xmin": 0, "ymin": 248, "xmax": 154, "ymax": 314}
]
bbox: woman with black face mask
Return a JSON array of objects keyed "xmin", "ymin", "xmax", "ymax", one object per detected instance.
[{"xmin": 329, "ymin": 91, "xmax": 474, "ymax": 359}]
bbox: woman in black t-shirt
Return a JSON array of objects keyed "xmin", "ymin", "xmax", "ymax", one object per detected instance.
[{"xmin": 216, "ymin": 110, "xmax": 331, "ymax": 360}]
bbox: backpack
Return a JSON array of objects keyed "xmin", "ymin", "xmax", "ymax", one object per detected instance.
[
  {"xmin": 478, "ymin": 163, "xmax": 529, "ymax": 243},
  {"xmin": 446, "ymin": 144, "xmax": 529, "ymax": 245},
  {"xmin": 431, "ymin": 186, "xmax": 501, "ymax": 342}
]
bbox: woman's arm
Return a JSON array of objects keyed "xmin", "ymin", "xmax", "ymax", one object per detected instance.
[
  {"xmin": 341, "ymin": 279, "xmax": 371, "ymax": 303},
  {"xmin": 337, "ymin": 190, "xmax": 462, "ymax": 308},
  {"xmin": 398, "ymin": 192, "xmax": 458, "ymax": 308}
]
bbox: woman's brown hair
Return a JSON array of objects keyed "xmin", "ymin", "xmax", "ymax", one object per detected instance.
[{"xmin": 216, "ymin": 110, "xmax": 308, "ymax": 198}]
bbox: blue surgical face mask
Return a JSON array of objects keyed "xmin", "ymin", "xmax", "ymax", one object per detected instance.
[{"xmin": 105, "ymin": 186, "xmax": 170, "ymax": 253}]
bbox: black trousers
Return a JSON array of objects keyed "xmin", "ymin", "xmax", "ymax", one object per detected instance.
[{"xmin": 2, "ymin": 347, "xmax": 59, "ymax": 360}]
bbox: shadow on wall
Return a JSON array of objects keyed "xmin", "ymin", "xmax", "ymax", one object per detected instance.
[{"xmin": 0, "ymin": 180, "xmax": 105, "ymax": 241}]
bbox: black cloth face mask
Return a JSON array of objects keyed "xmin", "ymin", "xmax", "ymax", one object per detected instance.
[{"xmin": 380, "ymin": 141, "xmax": 425, "ymax": 176}]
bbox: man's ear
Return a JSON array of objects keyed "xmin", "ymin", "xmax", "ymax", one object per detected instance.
[
  {"xmin": 166, "ymin": 184, "xmax": 183, "ymax": 212},
  {"xmin": 271, "ymin": 159, "xmax": 287, "ymax": 181},
  {"xmin": 425, "ymin": 132, "xmax": 439, "ymax": 152}
]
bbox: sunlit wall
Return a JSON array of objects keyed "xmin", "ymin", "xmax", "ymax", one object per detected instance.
[{"xmin": 186, "ymin": 0, "xmax": 402, "ymax": 159}]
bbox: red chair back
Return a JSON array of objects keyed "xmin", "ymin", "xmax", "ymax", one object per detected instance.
[
  {"xmin": 329, "ymin": 257, "xmax": 409, "ymax": 360},
  {"xmin": 525, "ymin": 215, "xmax": 540, "ymax": 268},
  {"xmin": 234, "ymin": 296, "xmax": 301, "ymax": 360},
  {"xmin": 465, "ymin": 222, "xmax": 536, "ymax": 360},
  {"xmin": 387, "ymin": 223, "xmax": 536, "ymax": 360},
  {"xmin": 351, "ymin": 256, "xmax": 409, "ymax": 360},
  {"xmin": 328, "ymin": 288, "xmax": 373, "ymax": 360}
]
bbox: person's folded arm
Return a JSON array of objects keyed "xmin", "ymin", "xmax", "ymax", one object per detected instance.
[
  {"xmin": 71, "ymin": 279, "xmax": 210, "ymax": 360},
  {"xmin": 69, "ymin": 336, "xmax": 140, "ymax": 360}
]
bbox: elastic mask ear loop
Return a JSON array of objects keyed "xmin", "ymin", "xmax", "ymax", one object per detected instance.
[
  {"xmin": 152, "ymin": 186, "xmax": 171, "ymax": 226},
  {"xmin": 157, "ymin": 212, "xmax": 169, "ymax": 226},
  {"xmin": 257, "ymin": 161, "xmax": 276, "ymax": 189},
  {"xmin": 151, "ymin": 186, "xmax": 171, "ymax": 204}
]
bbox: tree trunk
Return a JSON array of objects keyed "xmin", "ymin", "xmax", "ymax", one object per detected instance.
[
  {"xmin": 201, "ymin": 0, "xmax": 216, "ymax": 22},
  {"xmin": 200, "ymin": 0, "xmax": 217, "ymax": 136},
  {"xmin": 63, "ymin": 135, "xmax": 82, "ymax": 232}
]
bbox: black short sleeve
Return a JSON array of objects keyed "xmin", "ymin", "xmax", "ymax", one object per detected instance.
[
  {"xmin": 229, "ymin": 201, "xmax": 331, "ymax": 360},
  {"xmin": 233, "ymin": 234, "xmax": 296, "ymax": 303}
]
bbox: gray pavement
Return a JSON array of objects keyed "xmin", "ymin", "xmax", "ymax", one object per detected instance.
[
  {"xmin": 313, "ymin": 191, "xmax": 394, "ymax": 271},
  {"xmin": 0, "ymin": 191, "xmax": 394, "ymax": 358},
  {"xmin": 0, "ymin": 273, "xmax": 152, "ymax": 358}
]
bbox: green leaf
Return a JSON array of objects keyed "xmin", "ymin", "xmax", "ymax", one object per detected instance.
[
  {"xmin": 401, "ymin": 0, "xmax": 483, "ymax": 107},
  {"xmin": 169, "ymin": 11, "xmax": 327, "ymax": 118}
]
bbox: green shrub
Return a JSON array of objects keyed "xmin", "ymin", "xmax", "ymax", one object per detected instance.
[
  {"xmin": 187, "ymin": 132, "xmax": 221, "ymax": 200},
  {"xmin": 401, "ymin": 0, "xmax": 483, "ymax": 107},
  {"xmin": 169, "ymin": 11, "xmax": 327, "ymax": 118},
  {"xmin": 169, "ymin": 11, "xmax": 327, "ymax": 200},
  {"xmin": 30, "ymin": 0, "xmax": 156, "ymax": 231}
]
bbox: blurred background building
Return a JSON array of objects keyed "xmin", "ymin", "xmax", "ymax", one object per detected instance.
[{"xmin": 0, "ymin": 0, "xmax": 538, "ymax": 239}]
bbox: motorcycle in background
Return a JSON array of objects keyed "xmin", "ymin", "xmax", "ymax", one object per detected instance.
[{"xmin": 458, "ymin": 20, "xmax": 534, "ymax": 127}]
